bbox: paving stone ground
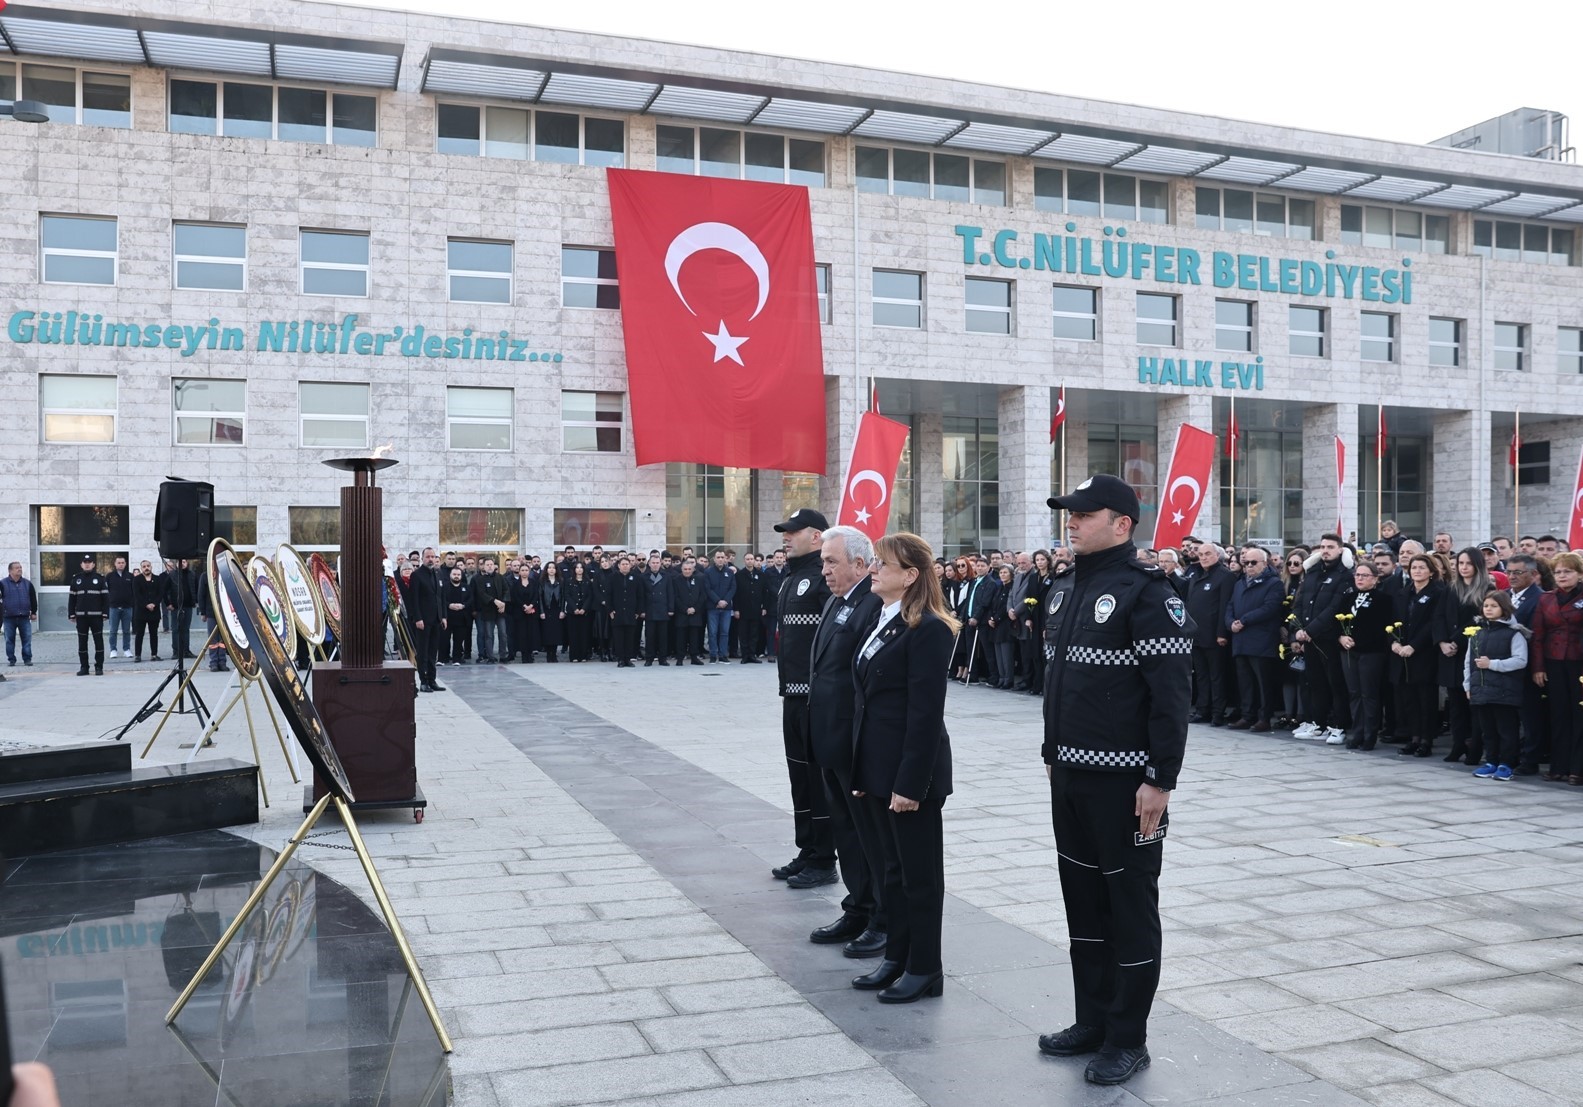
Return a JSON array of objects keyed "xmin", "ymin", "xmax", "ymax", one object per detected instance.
[{"xmin": 4, "ymin": 634, "xmax": 1583, "ymax": 1106}]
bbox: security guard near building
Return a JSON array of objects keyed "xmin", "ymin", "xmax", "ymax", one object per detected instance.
[
  {"xmin": 771, "ymin": 508, "xmax": 835, "ymax": 887},
  {"xmin": 68, "ymin": 552, "xmax": 110, "ymax": 676},
  {"xmin": 1036, "ymin": 475, "xmax": 1192, "ymax": 1086}
]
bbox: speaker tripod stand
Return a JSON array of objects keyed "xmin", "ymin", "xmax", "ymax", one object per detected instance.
[{"xmin": 114, "ymin": 628, "xmax": 214, "ymax": 744}]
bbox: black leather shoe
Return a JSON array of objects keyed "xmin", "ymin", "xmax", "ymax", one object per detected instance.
[
  {"xmin": 809, "ymin": 914, "xmax": 867, "ymax": 945},
  {"xmin": 430, "ymin": 682, "xmax": 445, "ymax": 691},
  {"xmin": 786, "ymin": 866, "xmax": 838, "ymax": 889},
  {"xmin": 420, "ymin": 684, "xmax": 435, "ymax": 693},
  {"xmin": 771, "ymin": 856, "xmax": 808, "ymax": 880},
  {"xmin": 843, "ymin": 928, "xmax": 888, "ymax": 958},
  {"xmin": 76, "ymin": 668, "xmax": 89, "ymax": 676},
  {"xmin": 851, "ymin": 960, "xmax": 904, "ymax": 990},
  {"xmin": 878, "ymin": 971, "xmax": 943, "ymax": 1003},
  {"xmin": 1037, "ymin": 1023, "xmax": 1104, "ymax": 1056},
  {"xmin": 1085, "ymin": 1045, "xmax": 1150, "ymax": 1085},
  {"xmin": 658, "ymin": 659, "xmax": 670, "ymax": 666}
]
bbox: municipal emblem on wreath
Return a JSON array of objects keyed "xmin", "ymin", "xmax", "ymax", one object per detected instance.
[
  {"xmin": 1165, "ymin": 596, "xmax": 1186, "ymax": 627},
  {"xmin": 797, "ymin": 578, "xmax": 811, "ymax": 596},
  {"xmin": 1094, "ymin": 594, "xmax": 1116, "ymax": 623},
  {"xmin": 1049, "ymin": 591, "xmax": 1064, "ymax": 614}
]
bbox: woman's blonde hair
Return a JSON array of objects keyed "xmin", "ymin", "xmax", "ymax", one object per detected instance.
[
  {"xmin": 1551, "ymin": 551, "xmax": 1583, "ymax": 575},
  {"xmin": 875, "ymin": 532, "xmax": 960, "ymax": 633}
]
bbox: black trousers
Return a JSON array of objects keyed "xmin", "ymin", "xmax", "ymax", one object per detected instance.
[
  {"xmin": 1304, "ymin": 644, "xmax": 1352, "ymax": 729},
  {"xmin": 738, "ymin": 614, "xmax": 763, "ymax": 658},
  {"xmin": 415, "ymin": 620, "xmax": 439, "ymax": 685},
  {"xmin": 1544, "ymin": 659, "xmax": 1583, "ymax": 776},
  {"xmin": 1343, "ymin": 651, "xmax": 1389, "ymax": 747},
  {"xmin": 1020, "ymin": 633, "xmax": 1044, "ymax": 689},
  {"xmin": 867, "ymin": 794, "xmax": 943, "ymax": 975},
  {"xmin": 782, "ymin": 695, "xmax": 834, "ymax": 866},
  {"xmin": 1520, "ymin": 678, "xmax": 1549, "ymax": 769},
  {"xmin": 1050, "ymin": 764, "xmax": 1164, "ymax": 1050},
  {"xmin": 644, "ymin": 618, "xmax": 669, "ymax": 661},
  {"xmin": 568, "ymin": 615, "xmax": 591, "ymax": 661},
  {"xmin": 1395, "ymin": 680, "xmax": 1439, "ymax": 748},
  {"xmin": 675, "ymin": 625, "xmax": 701, "ymax": 660},
  {"xmin": 1444, "ymin": 683, "xmax": 1476, "ymax": 760},
  {"xmin": 133, "ymin": 609, "xmax": 160, "ymax": 658},
  {"xmin": 171, "ymin": 607, "xmax": 194, "ymax": 659},
  {"xmin": 822, "ymin": 762, "xmax": 885, "ymax": 929},
  {"xmin": 1191, "ymin": 643, "xmax": 1228, "ymax": 720},
  {"xmin": 613, "ymin": 623, "xmax": 638, "ymax": 663},
  {"xmin": 1234, "ymin": 654, "xmax": 1279, "ymax": 723},
  {"xmin": 75, "ymin": 614, "xmax": 105, "ymax": 670},
  {"xmin": 1475, "ymin": 703, "xmax": 1521, "ymax": 767},
  {"xmin": 443, "ymin": 614, "xmax": 470, "ymax": 662}
]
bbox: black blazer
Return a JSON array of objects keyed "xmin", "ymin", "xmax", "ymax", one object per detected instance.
[
  {"xmin": 852, "ymin": 608, "xmax": 954, "ymax": 801},
  {"xmin": 807, "ymin": 577, "xmax": 884, "ymax": 771},
  {"xmin": 408, "ymin": 565, "xmax": 443, "ymax": 624}
]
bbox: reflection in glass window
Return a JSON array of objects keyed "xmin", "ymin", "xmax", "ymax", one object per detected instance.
[
  {"xmin": 561, "ymin": 390, "xmax": 624, "ymax": 453},
  {"xmin": 40, "ymin": 375, "xmax": 117, "ymax": 443},
  {"xmin": 299, "ymin": 382, "xmax": 370, "ymax": 448},
  {"xmin": 561, "ymin": 247, "xmax": 619, "ymax": 309},
  {"xmin": 173, "ymin": 379, "xmax": 246, "ymax": 445}
]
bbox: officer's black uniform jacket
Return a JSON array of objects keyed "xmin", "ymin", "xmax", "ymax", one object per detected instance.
[
  {"xmin": 775, "ymin": 549, "xmax": 830, "ymax": 697},
  {"xmin": 68, "ymin": 570, "xmax": 109, "ymax": 617},
  {"xmin": 1041, "ymin": 541, "xmax": 1193, "ymax": 790}
]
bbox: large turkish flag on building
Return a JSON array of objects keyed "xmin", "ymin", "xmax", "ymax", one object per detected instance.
[
  {"xmin": 837, "ymin": 412, "xmax": 910, "ymax": 541},
  {"xmin": 1568, "ymin": 444, "xmax": 1583, "ymax": 552},
  {"xmin": 1152, "ymin": 424, "xmax": 1216, "ymax": 551},
  {"xmin": 606, "ymin": 169, "xmax": 826, "ymax": 472}
]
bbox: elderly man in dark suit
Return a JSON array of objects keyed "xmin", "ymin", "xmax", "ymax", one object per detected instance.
[
  {"xmin": 409, "ymin": 547, "xmax": 446, "ymax": 692},
  {"xmin": 805, "ymin": 525, "xmax": 887, "ymax": 958}
]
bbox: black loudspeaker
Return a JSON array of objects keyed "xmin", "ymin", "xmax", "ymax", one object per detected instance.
[{"xmin": 155, "ymin": 479, "xmax": 215, "ymax": 560}]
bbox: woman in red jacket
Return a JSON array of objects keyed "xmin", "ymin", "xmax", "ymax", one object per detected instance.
[{"xmin": 1529, "ymin": 551, "xmax": 1583, "ymax": 784}]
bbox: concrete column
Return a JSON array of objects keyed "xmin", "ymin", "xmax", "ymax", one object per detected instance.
[
  {"xmin": 818, "ymin": 375, "xmax": 862, "ymax": 515},
  {"xmin": 996, "ymin": 384, "xmax": 1052, "ymax": 552},
  {"xmin": 1301, "ymin": 403, "xmax": 1359, "ymax": 542},
  {"xmin": 915, "ymin": 411, "xmax": 944, "ymax": 548},
  {"xmin": 1156, "ymin": 394, "xmax": 1216, "ymax": 545},
  {"xmin": 1431, "ymin": 408, "xmax": 1488, "ymax": 544}
]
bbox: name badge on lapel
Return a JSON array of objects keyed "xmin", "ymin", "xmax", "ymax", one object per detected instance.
[{"xmin": 835, "ymin": 606, "xmax": 852, "ymax": 625}]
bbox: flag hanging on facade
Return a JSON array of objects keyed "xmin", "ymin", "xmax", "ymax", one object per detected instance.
[
  {"xmin": 837, "ymin": 412, "xmax": 910, "ymax": 541},
  {"xmin": 1050, "ymin": 386, "xmax": 1066, "ymax": 441},
  {"xmin": 606, "ymin": 168, "xmax": 826, "ymax": 472},
  {"xmin": 1334, "ymin": 435, "xmax": 1346, "ymax": 535},
  {"xmin": 1153, "ymin": 424, "xmax": 1216, "ymax": 551}
]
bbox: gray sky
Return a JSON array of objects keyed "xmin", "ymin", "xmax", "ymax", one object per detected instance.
[{"xmin": 339, "ymin": 0, "xmax": 1579, "ymax": 149}]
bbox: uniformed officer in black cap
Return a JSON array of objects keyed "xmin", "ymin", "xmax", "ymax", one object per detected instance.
[
  {"xmin": 770, "ymin": 508, "xmax": 836, "ymax": 887},
  {"xmin": 1035, "ymin": 474, "xmax": 1192, "ymax": 1086},
  {"xmin": 68, "ymin": 552, "xmax": 110, "ymax": 676}
]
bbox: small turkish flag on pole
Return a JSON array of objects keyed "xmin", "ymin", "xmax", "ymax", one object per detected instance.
[
  {"xmin": 837, "ymin": 412, "xmax": 910, "ymax": 541},
  {"xmin": 1377, "ymin": 406, "xmax": 1388, "ymax": 458},
  {"xmin": 1050, "ymin": 385, "xmax": 1066, "ymax": 442},
  {"xmin": 1568, "ymin": 444, "xmax": 1583, "ymax": 552},
  {"xmin": 1334, "ymin": 435, "xmax": 1346, "ymax": 535},
  {"xmin": 1153, "ymin": 424, "xmax": 1216, "ymax": 552}
]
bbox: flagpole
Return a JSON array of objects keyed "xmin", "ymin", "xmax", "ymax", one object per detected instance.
[
  {"xmin": 1228, "ymin": 395, "xmax": 1236, "ymax": 547},
  {"xmin": 1376, "ymin": 405, "xmax": 1383, "ymax": 541},
  {"xmin": 1058, "ymin": 385, "xmax": 1067, "ymax": 546},
  {"xmin": 1514, "ymin": 409, "xmax": 1521, "ymax": 538}
]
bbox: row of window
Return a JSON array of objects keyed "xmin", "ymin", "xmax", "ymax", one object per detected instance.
[
  {"xmin": 37, "ymin": 377, "xmax": 628, "ymax": 453},
  {"xmin": 21, "ymin": 58, "xmax": 1576, "ymax": 262}
]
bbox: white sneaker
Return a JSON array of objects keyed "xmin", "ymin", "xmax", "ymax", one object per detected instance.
[
  {"xmin": 1292, "ymin": 722, "xmax": 1318, "ymax": 738},
  {"xmin": 109, "ymin": 649, "xmax": 118, "ymax": 659},
  {"xmin": 1324, "ymin": 728, "xmax": 1347, "ymax": 744}
]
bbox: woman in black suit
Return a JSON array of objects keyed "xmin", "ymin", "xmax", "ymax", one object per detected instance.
[
  {"xmin": 851, "ymin": 532, "xmax": 960, "ymax": 1003},
  {"xmin": 508, "ymin": 565, "xmax": 539, "ymax": 663},
  {"xmin": 538, "ymin": 561, "xmax": 565, "ymax": 662},
  {"xmin": 565, "ymin": 563, "xmax": 594, "ymax": 662}
]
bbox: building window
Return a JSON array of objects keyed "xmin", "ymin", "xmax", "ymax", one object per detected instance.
[
  {"xmin": 665, "ymin": 464, "xmax": 754, "ymax": 550},
  {"xmin": 8, "ymin": 63, "xmax": 130, "ymax": 128},
  {"xmin": 1516, "ymin": 441, "xmax": 1551, "ymax": 485},
  {"xmin": 1087, "ymin": 422, "xmax": 1159, "ymax": 546},
  {"xmin": 446, "ymin": 239, "xmax": 512, "ymax": 304},
  {"xmin": 942, "ymin": 416, "xmax": 999, "ymax": 558},
  {"xmin": 561, "ymin": 247, "xmax": 619, "ymax": 309},
  {"xmin": 1361, "ymin": 312, "xmax": 1395, "ymax": 363},
  {"xmin": 447, "ymin": 387, "xmax": 513, "ymax": 451},
  {"xmin": 656, "ymin": 125, "xmax": 825, "ymax": 187},
  {"xmin": 1197, "ymin": 188, "xmax": 1315, "ymax": 240},
  {"xmin": 299, "ymin": 382, "xmax": 369, "ymax": 448},
  {"xmin": 1038, "ymin": 167, "xmax": 1166, "ymax": 222},
  {"xmin": 168, "ymin": 79, "xmax": 375, "ymax": 146},
  {"xmin": 1472, "ymin": 219, "xmax": 1574, "ymax": 266},
  {"xmin": 1136, "ymin": 293, "xmax": 1178, "ymax": 346},
  {"xmin": 1288, "ymin": 306, "xmax": 1326, "ymax": 357},
  {"xmin": 299, "ymin": 230, "xmax": 369, "ymax": 297},
  {"xmin": 436, "ymin": 103, "xmax": 624, "ymax": 166},
  {"xmin": 40, "ymin": 375, "xmax": 116, "ymax": 444},
  {"xmin": 288, "ymin": 507, "xmax": 340, "ymax": 551},
  {"xmin": 1214, "ymin": 300, "xmax": 1254, "ymax": 353},
  {"xmin": 1053, "ymin": 285, "xmax": 1098, "ymax": 341},
  {"xmin": 562, "ymin": 391, "xmax": 623, "ymax": 453},
  {"xmin": 1429, "ymin": 317, "xmax": 1462, "ymax": 367},
  {"xmin": 1494, "ymin": 322, "xmax": 1527, "ymax": 371},
  {"xmin": 35, "ymin": 506, "xmax": 129, "ymax": 589},
  {"xmin": 1560, "ymin": 327, "xmax": 1583, "ymax": 375},
  {"xmin": 1361, "ymin": 425, "xmax": 1428, "ymax": 544},
  {"xmin": 41, "ymin": 214, "xmax": 117, "ymax": 286},
  {"xmin": 172, "ymin": 223, "xmax": 246, "ymax": 291},
  {"xmin": 439, "ymin": 509, "xmax": 522, "ymax": 558},
  {"xmin": 1339, "ymin": 205, "xmax": 1450, "ymax": 253},
  {"xmin": 856, "ymin": 146, "xmax": 1005, "ymax": 206},
  {"xmin": 214, "ymin": 506, "xmax": 258, "ymax": 554},
  {"xmin": 553, "ymin": 509, "xmax": 633, "ymax": 548},
  {"xmin": 173, "ymin": 379, "xmax": 245, "ymax": 445},
  {"xmin": 815, "ymin": 264, "xmax": 831, "ymax": 325},
  {"xmin": 964, "ymin": 277, "xmax": 1012, "ymax": 335},
  {"xmin": 873, "ymin": 269, "xmax": 924, "ymax": 329},
  {"xmin": 1218, "ymin": 415, "xmax": 1306, "ymax": 547}
]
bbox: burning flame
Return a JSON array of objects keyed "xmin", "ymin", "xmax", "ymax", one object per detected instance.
[{"xmin": 370, "ymin": 441, "xmax": 395, "ymax": 459}]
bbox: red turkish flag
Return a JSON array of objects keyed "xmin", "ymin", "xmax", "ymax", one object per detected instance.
[
  {"xmin": 1377, "ymin": 406, "xmax": 1388, "ymax": 458},
  {"xmin": 1509, "ymin": 429, "xmax": 1522, "ymax": 469},
  {"xmin": 1334, "ymin": 435, "xmax": 1346, "ymax": 535},
  {"xmin": 1225, "ymin": 408, "xmax": 1239, "ymax": 458},
  {"xmin": 606, "ymin": 169, "xmax": 826, "ymax": 472},
  {"xmin": 1152, "ymin": 424, "xmax": 1215, "ymax": 551},
  {"xmin": 1569, "ymin": 444, "xmax": 1583, "ymax": 552},
  {"xmin": 837, "ymin": 412, "xmax": 910, "ymax": 541},
  {"xmin": 1049, "ymin": 386, "xmax": 1066, "ymax": 442}
]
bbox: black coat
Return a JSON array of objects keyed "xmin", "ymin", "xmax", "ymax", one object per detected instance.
[
  {"xmin": 508, "ymin": 574, "xmax": 540, "ymax": 619},
  {"xmin": 131, "ymin": 572, "xmax": 163, "ymax": 614},
  {"xmin": 671, "ymin": 574, "xmax": 708, "ymax": 627},
  {"xmin": 471, "ymin": 571, "xmax": 509, "ymax": 619},
  {"xmin": 640, "ymin": 571, "xmax": 673, "ymax": 622},
  {"xmin": 852, "ymin": 609, "xmax": 954, "ymax": 801},
  {"xmin": 735, "ymin": 568, "xmax": 765, "ymax": 617},
  {"xmin": 538, "ymin": 577, "xmax": 566, "ymax": 645},
  {"xmin": 1339, "ymin": 586, "xmax": 1396, "ymax": 654},
  {"xmin": 408, "ymin": 565, "xmax": 443, "ymax": 624},
  {"xmin": 807, "ymin": 577, "xmax": 883, "ymax": 771},
  {"xmin": 163, "ymin": 566, "xmax": 199, "ymax": 609},
  {"xmin": 564, "ymin": 576, "xmax": 594, "ymax": 618},
  {"xmin": 1186, "ymin": 563, "xmax": 1235, "ymax": 647},
  {"xmin": 609, "ymin": 571, "xmax": 643, "ymax": 625},
  {"xmin": 1434, "ymin": 587, "xmax": 1483, "ymax": 688},
  {"xmin": 442, "ymin": 578, "xmax": 472, "ymax": 618},
  {"xmin": 1394, "ymin": 581, "xmax": 1444, "ymax": 684}
]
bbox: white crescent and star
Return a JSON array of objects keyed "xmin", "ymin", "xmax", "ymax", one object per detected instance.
[
  {"xmin": 1166, "ymin": 475, "xmax": 1202, "ymax": 527},
  {"xmin": 664, "ymin": 221, "xmax": 771, "ymax": 366},
  {"xmin": 848, "ymin": 469, "xmax": 888, "ymax": 526}
]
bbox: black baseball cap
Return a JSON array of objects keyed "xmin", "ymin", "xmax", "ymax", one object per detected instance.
[
  {"xmin": 774, "ymin": 508, "xmax": 829, "ymax": 533},
  {"xmin": 1478, "ymin": 542, "xmax": 1497, "ymax": 553},
  {"xmin": 79, "ymin": 552, "xmax": 95, "ymax": 562},
  {"xmin": 1048, "ymin": 474, "xmax": 1140, "ymax": 523}
]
